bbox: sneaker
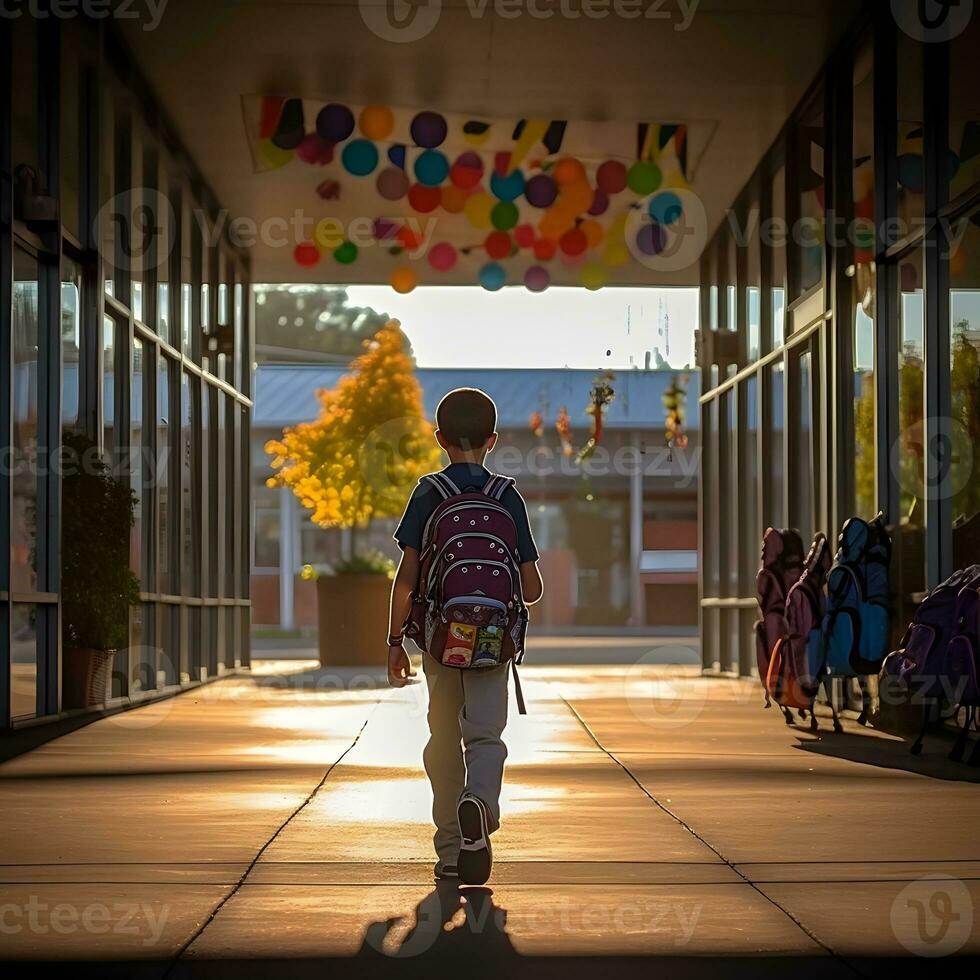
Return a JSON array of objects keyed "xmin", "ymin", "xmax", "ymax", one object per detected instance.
[
  {"xmin": 434, "ymin": 861, "xmax": 458, "ymax": 880},
  {"xmin": 456, "ymin": 794, "xmax": 492, "ymax": 885}
]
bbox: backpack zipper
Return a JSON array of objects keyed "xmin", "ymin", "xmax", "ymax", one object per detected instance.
[
  {"xmin": 440, "ymin": 558, "xmax": 514, "ymax": 592},
  {"xmin": 421, "ymin": 499, "xmax": 513, "ymax": 550},
  {"xmin": 427, "ymin": 532, "xmax": 516, "ymax": 590}
]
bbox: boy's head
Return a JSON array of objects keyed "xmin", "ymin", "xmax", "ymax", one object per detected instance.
[{"xmin": 435, "ymin": 388, "xmax": 498, "ymax": 455}]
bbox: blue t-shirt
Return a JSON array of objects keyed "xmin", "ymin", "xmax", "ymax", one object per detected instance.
[{"xmin": 394, "ymin": 463, "xmax": 540, "ymax": 563}]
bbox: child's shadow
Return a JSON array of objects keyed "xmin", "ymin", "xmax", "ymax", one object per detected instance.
[{"xmin": 357, "ymin": 880, "xmax": 517, "ymax": 965}]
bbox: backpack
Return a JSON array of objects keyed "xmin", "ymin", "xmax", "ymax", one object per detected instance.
[
  {"xmin": 822, "ymin": 513, "xmax": 892, "ymax": 678},
  {"xmin": 942, "ymin": 569, "xmax": 980, "ymax": 762},
  {"xmin": 882, "ymin": 565, "xmax": 980, "ymax": 756},
  {"xmin": 765, "ymin": 533, "xmax": 831, "ymax": 728},
  {"xmin": 403, "ymin": 472, "xmax": 529, "ymax": 709},
  {"xmin": 754, "ymin": 527, "xmax": 805, "ymax": 704}
]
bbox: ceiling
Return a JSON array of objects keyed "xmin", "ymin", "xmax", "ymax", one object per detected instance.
[{"xmin": 119, "ymin": 0, "xmax": 856, "ymax": 286}]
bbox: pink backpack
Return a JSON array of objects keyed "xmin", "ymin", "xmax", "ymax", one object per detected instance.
[{"xmin": 404, "ymin": 472, "xmax": 529, "ymax": 705}]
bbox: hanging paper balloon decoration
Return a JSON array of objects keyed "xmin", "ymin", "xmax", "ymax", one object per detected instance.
[
  {"xmin": 579, "ymin": 262, "xmax": 607, "ymax": 290},
  {"xmin": 627, "ymin": 161, "xmax": 662, "ymax": 195},
  {"xmin": 297, "ymin": 134, "xmax": 334, "ymax": 165},
  {"xmin": 553, "ymin": 157, "xmax": 586, "ymax": 185},
  {"xmin": 596, "ymin": 160, "xmax": 627, "ymax": 194},
  {"xmin": 559, "ymin": 226, "xmax": 588, "ymax": 257},
  {"xmin": 450, "ymin": 151, "xmax": 484, "ymax": 189},
  {"xmin": 524, "ymin": 265, "xmax": 549, "ymax": 292},
  {"xmin": 514, "ymin": 224, "xmax": 535, "ymax": 248},
  {"xmin": 359, "ymin": 105, "xmax": 394, "ymax": 140},
  {"xmin": 428, "ymin": 242, "xmax": 458, "ymax": 272},
  {"xmin": 408, "ymin": 183, "xmax": 441, "ymax": 213},
  {"xmin": 397, "ymin": 226, "xmax": 422, "ymax": 251},
  {"xmin": 485, "ymin": 231, "xmax": 512, "ymax": 260},
  {"xmin": 588, "ymin": 189, "xmax": 610, "ymax": 216},
  {"xmin": 479, "ymin": 262, "xmax": 506, "ymax": 291},
  {"xmin": 490, "ymin": 168, "xmax": 525, "ymax": 202},
  {"xmin": 464, "ymin": 192, "xmax": 495, "ymax": 229},
  {"xmin": 440, "ymin": 185, "xmax": 468, "ymax": 213},
  {"xmin": 524, "ymin": 173, "xmax": 557, "ymax": 208},
  {"xmin": 581, "ymin": 219, "xmax": 604, "ymax": 249},
  {"xmin": 648, "ymin": 190, "xmax": 683, "ymax": 225},
  {"xmin": 341, "ymin": 139, "xmax": 379, "ymax": 177},
  {"xmin": 387, "ymin": 144, "xmax": 407, "ymax": 170},
  {"xmin": 491, "ymin": 201, "xmax": 519, "ymax": 231},
  {"xmin": 377, "ymin": 167, "xmax": 410, "ymax": 201},
  {"xmin": 415, "ymin": 149, "xmax": 450, "ymax": 186},
  {"xmin": 533, "ymin": 237, "xmax": 557, "ymax": 261},
  {"xmin": 390, "ymin": 266, "xmax": 418, "ymax": 293},
  {"xmin": 293, "ymin": 242, "xmax": 320, "ymax": 268},
  {"xmin": 411, "ymin": 111, "xmax": 448, "ymax": 148},
  {"xmin": 333, "ymin": 240, "xmax": 358, "ymax": 264},
  {"xmin": 316, "ymin": 103, "xmax": 355, "ymax": 142}
]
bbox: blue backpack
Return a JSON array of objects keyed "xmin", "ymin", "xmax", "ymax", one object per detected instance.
[{"xmin": 823, "ymin": 513, "xmax": 892, "ymax": 679}]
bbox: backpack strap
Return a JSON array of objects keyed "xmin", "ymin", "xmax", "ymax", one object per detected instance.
[
  {"xmin": 482, "ymin": 474, "xmax": 514, "ymax": 501},
  {"xmin": 510, "ymin": 659, "xmax": 527, "ymax": 715},
  {"xmin": 423, "ymin": 472, "xmax": 461, "ymax": 499}
]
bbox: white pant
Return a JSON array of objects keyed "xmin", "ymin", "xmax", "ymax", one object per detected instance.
[{"xmin": 422, "ymin": 654, "xmax": 509, "ymax": 864}]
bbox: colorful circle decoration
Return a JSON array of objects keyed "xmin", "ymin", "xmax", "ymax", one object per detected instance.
[
  {"xmin": 491, "ymin": 201, "xmax": 519, "ymax": 231},
  {"xmin": 479, "ymin": 262, "xmax": 506, "ymax": 291},
  {"xmin": 524, "ymin": 173, "xmax": 557, "ymax": 208},
  {"xmin": 341, "ymin": 139, "xmax": 379, "ymax": 176},
  {"xmin": 377, "ymin": 166, "xmax": 410, "ymax": 201},
  {"xmin": 648, "ymin": 190, "xmax": 683, "ymax": 225},
  {"xmin": 451, "ymin": 152, "xmax": 484, "ymax": 189},
  {"xmin": 373, "ymin": 218, "xmax": 399, "ymax": 243},
  {"xmin": 408, "ymin": 183, "xmax": 441, "ymax": 213},
  {"xmin": 411, "ymin": 111, "xmax": 448, "ymax": 148},
  {"xmin": 397, "ymin": 226, "xmax": 422, "ymax": 251},
  {"xmin": 559, "ymin": 180, "xmax": 593, "ymax": 215},
  {"xmin": 627, "ymin": 161, "xmax": 662, "ymax": 196},
  {"xmin": 415, "ymin": 149, "xmax": 450, "ymax": 186},
  {"xmin": 524, "ymin": 265, "xmax": 550, "ymax": 292},
  {"xmin": 297, "ymin": 134, "xmax": 334, "ymax": 166},
  {"xmin": 596, "ymin": 160, "xmax": 628, "ymax": 194},
  {"xmin": 636, "ymin": 221, "xmax": 667, "ymax": 255},
  {"xmin": 390, "ymin": 266, "xmax": 418, "ymax": 294},
  {"xmin": 533, "ymin": 237, "xmax": 557, "ymax": 261},
  {"xmin": 580, "ymin": 262, "xmax": 607, "ymax": 290},
  {"xmin": 514, "ymin": 224, "xmax": 535, "ymax": 248},
  {"xmin": 440, "ymin": 185, "xmax": 468, "ymax": 213},
  {"xmin": 581, "ymin": 219, "xmax": 604, "ymax": 249},
  {"xmin": 464, "ymin": 192, "xmax": 495, "ymax": 229},
  {"xmin": 387, "ymin": 144, "xmax": 407, "ymax": 170},
  {"xmin": 588, "ymin": 188, "xmax": 610, "ymax": 216},
  {"xmin": 256, "ymin": 139, "xmax": 294, "ymax": 170},
  {"xmin": 359, "ymin": 105, "xmax": 394, "ymax": 141},
  {"xmin": 316, "ymin": 103, "xmax": 355, "ymax": 143},
  {"xmin": 485, "ymin": 231, "xmax": 512, "ymax": 260},
  {"xmin": 490, "ymin": 168, "xmax": 525, "ymax": 202},
  {"xmin": 428, "ymin": 242, "xmax": 458, "ymax": 272},
  {"xmin": 559, "ymin": 226, "xmax": 588, "ymax": 257},
  {"xmin": 293, "ymin": 242, "xmax": 320, "ymax": 268},
  {"xmin": 553, "ymin": 157, "xmax": 587, "ymax": 185},
  {"xmin": 334, "ymin": 240, "xmax": 358, "ymax": 264}
]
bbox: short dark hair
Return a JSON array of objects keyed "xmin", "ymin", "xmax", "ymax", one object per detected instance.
[{"xmin": 436, "ymin": 388, "xmax": 497, "ymax": 450}]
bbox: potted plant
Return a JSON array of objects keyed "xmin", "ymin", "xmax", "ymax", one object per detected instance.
[
  {"xmin": 60, "ymin": 431, "xmax": 141, "ymax": 708},
  {"xmin": 266, "ymin": 321, "xmax": 440, "ymax": 665}
]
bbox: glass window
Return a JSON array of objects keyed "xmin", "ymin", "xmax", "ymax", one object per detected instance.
[
  {"xmin": 13, "ymin": 249, "xmax": 39, "ymax": 594},
  {"xmin": 157, "ymin": 162, "xmax": 171, "ymax": 343},
  {"xmin": 741, "ymin": 374, "xmax": 760, "ymax": 587},
  {"xmin": 747, "ymin": 287, "xmax": 760, "ymax": 362},
  {"xmin": 896, "ymin": 31, "xmax": 924, "ymax": 235},
  {"xmin": 131, "ymin": 337, "xmax": 146, "ymax": 583},
  {"xmin": 62, "ymin": 262, "xmax": 82, "ymax": 430},
  {"xmin": 793, "ymin": 350, "xmax": 814, "ymax": 543},
  {"xmin": 898, "ymin": 246, "xmax": 925, "ymax": 527},
  {"xmin": 794, "ymin": 99, "xmax": 825, "ymax": 296},
  {"xmin": 103, "ymin": 316, "xmax": 116, "ymax": 463},
  {"xmin": 11, "ymin": 605, "xmax": 38, "ymax": 720},
  {"xmin": 950, "ymin": 17, "xmax": 980, "ymax": 202},
  {"xmin": 772, "ymin": 287, "xmax": 786, "ymax": 348},
  {"xmin": 157, "ymin": 356, "xmax": 172, "ymax": 592},
  {"xmin": 950, "ymin": 209, "xmax": 980, "ymax": 569},
  {"xmin": 101, "ymin": 89, "xmax": 115, "ymax": 298},
  {"xmin": 768, "ymin": 361, "xmax": 785, "ymax": 529},
  {"xmin": 132, "ymin": 126, "xmax": 145, "ymax": 323},
  {"xmin": 771, "ymin": 164, "xmax": 787, "ymax": 347},
  {"xmin": 234, "ymin": 281, "xmax": 245, "ymax": 390}
]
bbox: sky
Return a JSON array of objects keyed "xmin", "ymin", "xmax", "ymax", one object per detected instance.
[{"xmin": 343, "ymin": 285, "xmax": 699, "ymax": 370}]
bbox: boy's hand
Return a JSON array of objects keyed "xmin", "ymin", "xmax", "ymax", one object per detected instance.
[{"xmin": 387, "ymin": 643, "xmax": 415, "ymax": 687}]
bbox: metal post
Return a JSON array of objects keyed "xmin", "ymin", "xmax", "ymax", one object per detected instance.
[{"xmin": 279, "ymin": 486, "xmax": 294, "ymax": 631}]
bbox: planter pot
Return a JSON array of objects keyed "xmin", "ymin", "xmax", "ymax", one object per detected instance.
[
  {"xmin": 316, "ymin": 574, "xmax": 392, "ymax": 666},
  {"xmin": 63, "ymin": 647, "xmax": 117, "ymax": 710}
]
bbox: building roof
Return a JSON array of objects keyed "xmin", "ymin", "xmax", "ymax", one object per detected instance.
[{"xmin": 253, "ymin": 364, "xmax": 701, "ymax": 431}]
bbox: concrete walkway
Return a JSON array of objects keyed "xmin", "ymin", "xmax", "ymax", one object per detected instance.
[{"xmin": 1, "ymin": 659, "xmax": 978, "ymax": 977}]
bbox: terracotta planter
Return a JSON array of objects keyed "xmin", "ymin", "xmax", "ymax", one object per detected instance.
[
  {"xmin": 316, "ymin": 574, "xmax": 392, "ymax": 666},
  {"xmin": 63, "ymin": 647, "xmax": 117, "ymax": 710}
]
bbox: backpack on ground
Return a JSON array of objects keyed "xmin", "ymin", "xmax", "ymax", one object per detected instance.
[
  {"xmin": 765, "ymin": 532, "xmax": 831, "ymax": 729},
  {"xmin": 942, "ymin": 569, "xmax": 980, "ymax": 762},
  {"xmin": 823, "ymin": 513, "xmax": 892, "ymax": 679},
  {"xmin": 754, "ymin": 527, "xmax": 805, "ymax": 706},
  {"xmin": 882, "ymin": 565, "xmax": 980, "ymax": 755},
  {"xmin": 403, "ymin": 472, "xmax": 529, "ymax": 712}
]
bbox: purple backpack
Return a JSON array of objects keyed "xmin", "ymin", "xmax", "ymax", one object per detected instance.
[
  {"xmin": 754, "ymin": 527, "xmax": 805, "ymax": 703},
  {"xmin": 941, "ymin": 568, "xmax": 980, "ymax": 762},
  {"xmin": 404, "ymin": 472, "xmax": 529, "ymax": 682}
]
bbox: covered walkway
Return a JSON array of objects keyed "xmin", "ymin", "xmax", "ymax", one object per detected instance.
[{"xmin": 1, "ymin": 660, "xmax": 977, "ymax": 975}]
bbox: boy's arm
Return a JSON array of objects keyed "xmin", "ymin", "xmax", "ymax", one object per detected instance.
[
  {"xmin": 387, "ymin": 547, "xmax": 420, "ymax": 686},
  {"xmin": 520, "ymin": 560, "xmax": 544, "ymax": 604}
]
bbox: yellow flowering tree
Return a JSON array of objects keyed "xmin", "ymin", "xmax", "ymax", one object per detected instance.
[{"xmin": 265, "ymin": 320, "xmax": 441, "ymax": 548}]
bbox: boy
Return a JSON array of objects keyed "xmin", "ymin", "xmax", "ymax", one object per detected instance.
[{"xmin": 386, "ymin": 388, "xmax": 543, "ymax": 885}]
